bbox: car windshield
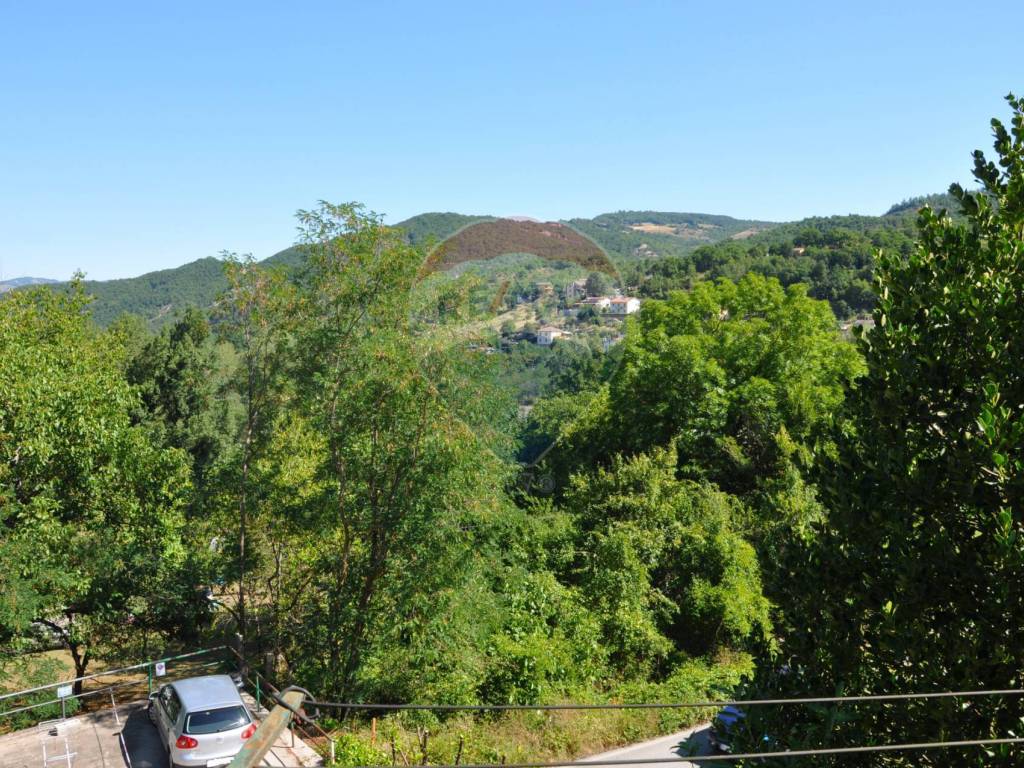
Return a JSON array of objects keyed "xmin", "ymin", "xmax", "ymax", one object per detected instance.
[{"xmin": 185, "ymin": 706, "xmax": 250, "ymax": 734}]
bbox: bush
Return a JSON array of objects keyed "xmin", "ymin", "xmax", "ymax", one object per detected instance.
[{"xmin": 332, "ymin": 733, "xmax": 391, "ymax": 767}]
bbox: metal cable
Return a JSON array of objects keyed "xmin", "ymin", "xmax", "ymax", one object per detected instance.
[
  {"xmin": 306, "ymin": 687, "xmax": 1024, "ymax": 712},
  {"xmin": 344, "ymin": 736, "xmax": 1024, "ymax": 767}
]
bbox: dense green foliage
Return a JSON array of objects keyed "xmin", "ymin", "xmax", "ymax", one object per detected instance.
[
  {"xmin": 0, "ymin": 283, "xmax": 198, "ymax": 689},
  {"xmin": 625, "ymin": 209, "xmax": 932, "ymax": 318},
  {"xmin": 741, "ymin": 95, "xmax": 1024, "ymax": 766},
  {"xmin": 4, "ymin": 95, "xmax": 1023, "ymax": 768},
  {"xmin": 526, "ymin": 275, "xmax": 862, "ymax": 568}
]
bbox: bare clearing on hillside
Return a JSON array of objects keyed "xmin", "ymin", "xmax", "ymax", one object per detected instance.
[{"xmin": 629, "ymin": 222, "xmax": 677, "ymax": 234}]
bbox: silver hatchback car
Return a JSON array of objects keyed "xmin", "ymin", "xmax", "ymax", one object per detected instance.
[{"xmin": 148, "ymin": 674, "xmax": 256, "ymax": 768}]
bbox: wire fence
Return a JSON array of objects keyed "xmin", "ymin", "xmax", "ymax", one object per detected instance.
[
  {"xmin": 295, "ymin": 688, "xmax": 1024, "ymax": 766},
  {"xmin": 0, "ymin": 646, "xmax": 228, "ymax": 725},
  {"xmin": 303, "ymin": 686, "xmax": 1024, "ymax": 712}
]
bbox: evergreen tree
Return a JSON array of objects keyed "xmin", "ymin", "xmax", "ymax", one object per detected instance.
[{"xmin": 754, "ymin": 94, "xmax": 1024, "ymax": 767}]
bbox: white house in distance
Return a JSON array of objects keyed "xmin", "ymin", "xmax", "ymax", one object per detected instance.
[
  {"xmin": 607, "ymin": 297, "xmax": 641, "ymax": 316},
  {"xmin": 536, "ymin": 326, "xmax": 567, "ymax": 346}
]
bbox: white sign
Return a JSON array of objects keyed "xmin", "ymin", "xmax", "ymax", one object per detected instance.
[
  {"xmin": 56, "ymin": 684, "xmax": 73, "ymax": 699},
  {"xmin": 154, "ymin": 661, "xmax": 167, "ymax": 677}
]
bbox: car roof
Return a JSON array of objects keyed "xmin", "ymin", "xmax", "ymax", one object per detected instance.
[{"xmin": 170, "ymin": 675, "xmax": 244, "ymax": 711}]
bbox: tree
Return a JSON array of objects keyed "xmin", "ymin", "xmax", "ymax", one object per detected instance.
[
  {"xmin": 285, "ymin": 203, "xmax": 513, "ymax": 698},
  {"xmin": 753, "ymin": 94, "xmax": 1024, "ymax": 766},
  {"xmin": 211, "ymin": 255, "xmax": 296, "ymax": 649},
  {"xmin": 585, "ymin": 271, "xmax": 614, "ymax": 297},
  {"xmin": 563, "ymin": 446, "xmax": 770, "ymax": 677},
  {"xmin": 531, "ymin": 274, "xmax": 862, "ymax": 568},
  {"xmin": 127, "ymin": 306, "xmax": 222, "ymax": 495},
  {"xmin": 0, "ymin": 282, "xmax": 195, "ymax": 691}
]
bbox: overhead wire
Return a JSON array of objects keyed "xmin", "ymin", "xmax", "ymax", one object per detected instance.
[{"xmin": 304, "ymin": 687, "xmax": 1024, "ymax": 712}]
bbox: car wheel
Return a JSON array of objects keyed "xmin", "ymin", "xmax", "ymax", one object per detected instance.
[{"xmin": 147, "ymin": 702, "xmax": 157, "ymax": 724}]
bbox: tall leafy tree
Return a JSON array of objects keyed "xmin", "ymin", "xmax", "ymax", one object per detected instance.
[
  {"xmin": 753, "ymin": 95, "xmax": 1024, "ymax": 766},
  {"xmin": 127, "ymin": 307, "xmax": 222, "ymax": 494},
  {"xmin": 286, "ymin": 203, "xmax": 512, "ymax": 698},
  {"xmin": 211, "ymin": 255, "xmax": 296, "ymax": 649},
  {"xmin": 0, "ymin": 283, "xmax": 195, "ymax": 691},
  {"xmin": 531, "ymin": 274, "xmax": 862, "ymax": 566}
]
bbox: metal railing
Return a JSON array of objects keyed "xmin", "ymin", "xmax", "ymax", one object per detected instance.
[{"xmin": 0, "ymin": 646, "xmax": 228, "ymax": 724}]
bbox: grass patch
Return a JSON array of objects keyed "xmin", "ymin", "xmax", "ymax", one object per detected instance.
[{"xmin": 323, "ymin": 654, "xmax": 751, "ymax": 766}]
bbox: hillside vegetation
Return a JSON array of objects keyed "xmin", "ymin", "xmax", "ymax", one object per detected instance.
[
  {"xmin": 23, "ymin": 198, "xmax": 952, "ymax": 327},
  {"xmin": 623, "ymin": 199, "xmax": 959, "ymax": 317},
  {"xmin": 569, "ymin": 210, "xmax": 776, "ymax": 263}
]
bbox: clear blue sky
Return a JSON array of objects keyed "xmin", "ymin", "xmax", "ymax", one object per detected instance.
[{"xmin": 2, "ymin": 1, "xmax": 1022, "ymax": 281}]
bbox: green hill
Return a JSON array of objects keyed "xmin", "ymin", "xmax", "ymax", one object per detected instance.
[
  {"xmin": 627, "ymin": 196, "xmax": 968, "ymax": 317},
  {"xmin": 79, "ymin": 257, "xmax": 230, "ymax": 327},
  {"xmin": 23, "ymin": 196, "xmax": 957, "ymax": 326},
  {"xmin": 568, "ymin": 210, "xmax": 777, "ymax": 264},
  {"xmin": 396, "ymin": 212, "xmax": 494, "ymax": 245}
]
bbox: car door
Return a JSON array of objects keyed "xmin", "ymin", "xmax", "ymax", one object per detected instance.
[
  {"xmin": 158, "ymin": 685, "xmax": 182, "ymax": 751},
  {"xmin": 152, "ymin": 686, "xmax": 170, "ymax": 740}
]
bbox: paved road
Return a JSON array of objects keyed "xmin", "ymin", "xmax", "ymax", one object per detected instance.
[
  {"xmin": 578, "ymin": 723, "xmax": 713, "ymax": 768},
  {"xmin": 122, "ymin": 703, "xmax": 170, "ymax": 767}
]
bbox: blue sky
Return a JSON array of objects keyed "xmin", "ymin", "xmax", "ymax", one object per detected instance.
[{"xmin": 2, "ymin": 1, "xmax": 1022, "ymax": 281}]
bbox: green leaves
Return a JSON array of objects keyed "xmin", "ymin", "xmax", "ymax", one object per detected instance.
[
  {"xmin": 0, "ymin": 282, "xmax": 194, "ymax": 676},
  {"xmin": 757, "ymin": 94, "xmax": 1024, "ymax": 765},
  {"xmin": 563, "ymin": 446, "xmax": 771, "ymax": 666}
]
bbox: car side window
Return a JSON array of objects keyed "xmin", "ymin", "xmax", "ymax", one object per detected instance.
[{"xmin": 161, "ymin": 686, "xmax": 182, "ymax": 721}]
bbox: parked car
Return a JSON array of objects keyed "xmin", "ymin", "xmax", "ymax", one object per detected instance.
[
  {"xmin": 148, "ymin": 674, "xmax": 257, "ymax": 768},
  {"xmin": 709, "ymin": 705, "xmax": 745, "ymax": 753}
]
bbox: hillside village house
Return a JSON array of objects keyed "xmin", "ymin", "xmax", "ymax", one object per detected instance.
[
  {"xmin": 564, "ymin": 278, "xmax": 588, "ymax": 301},
  {"xmin": 607, "ymin": 297, "xmax": 641, "ymax": 315},
  {"xmin": 535, "ymin": 282, "xmax": 555, "ymax": 296},
  {"xmin": 536, "ymin": 326, "xmax": 567, "ymax": 346},
  {"xmin": 602, "ymin": 334, "xmax": 625, "ymax": 352}
]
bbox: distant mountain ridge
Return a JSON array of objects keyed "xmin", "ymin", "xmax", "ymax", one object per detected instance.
[
  {"xmin": 16, "ymin": 197, "xmax": 957, "ymax": 325},
  {"xmin": 0, "ymin": 276, "xmax": 58, "ymax": 294}
]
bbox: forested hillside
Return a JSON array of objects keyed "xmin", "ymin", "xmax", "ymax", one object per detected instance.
[
  {"xmin": 624, "ymin": 195, "xmax": 963, "ymax": 317},
  {"xmin": 27, "ymin": 199, "xmax": 948, "ymax": 326},
  {"xmin": 568, "ymin": 210, "xmax": 776, "ymax": 263}
]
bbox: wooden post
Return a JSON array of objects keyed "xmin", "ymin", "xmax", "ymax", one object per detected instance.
[
  {"xmin": 227, "ymin": 690, "xmax": 305, "ymax": 768},
  {"xmin": 371, "ymin": 716, "xmax": 378, "ymax": 746}
]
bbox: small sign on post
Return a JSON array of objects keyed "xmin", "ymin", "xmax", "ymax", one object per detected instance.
[
  {"xmin": 154, "ymin": 661, "xmax": 167, "ymax": 677},
  {"xmin": 57, "ymin": 684, "xmax": 73, "ymax": 720}
]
